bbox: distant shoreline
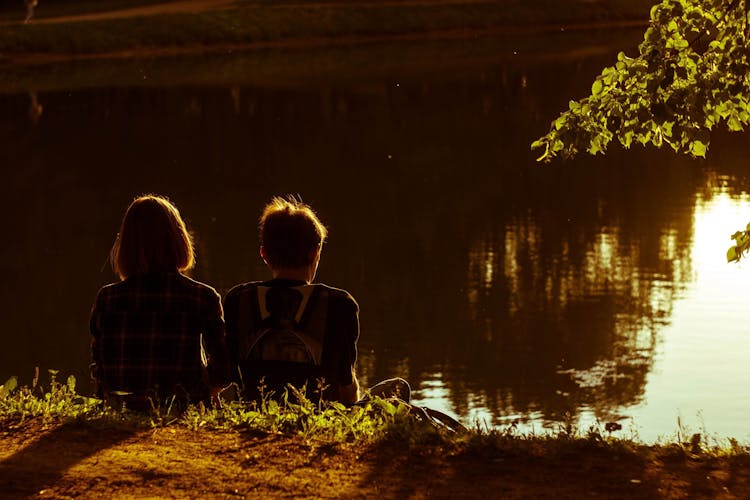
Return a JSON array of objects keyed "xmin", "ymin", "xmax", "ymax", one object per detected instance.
[
  {"xmin": 1, "ymin": 19, "xmax": 648, "ymax": 69},
  {"xmin": 0, "ymin": 0, "xmax": 651, "ymax": 68},
  {"xmin": 0, "ymin": 26, "xmax": 646, "ymax": 94}
]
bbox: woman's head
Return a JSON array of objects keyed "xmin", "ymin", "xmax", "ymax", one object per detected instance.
[{"xmin": 111, "ymin": 195, "xmax": 195, "ymax": 280}]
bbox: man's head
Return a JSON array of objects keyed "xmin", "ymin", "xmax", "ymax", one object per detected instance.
[{"xmin": 259, "ymin": 196, "xmax": 328, "ymax": 273}]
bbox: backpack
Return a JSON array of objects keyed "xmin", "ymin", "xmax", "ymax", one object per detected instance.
[{"xmin": 237, "ymin": 284, "xmax": 329, "ymax": 398}]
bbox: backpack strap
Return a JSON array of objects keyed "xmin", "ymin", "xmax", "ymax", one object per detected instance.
[
  {"xmin": 249, "ymin": 284, "xmax": 330, "ymax": 366},
  {"xmin": 299, "ymin": 286, "xmax": 329, "ymax": 347},
  {"xmin": 257, "ymin": 285, "xmax": 315, "ymax": 323}
]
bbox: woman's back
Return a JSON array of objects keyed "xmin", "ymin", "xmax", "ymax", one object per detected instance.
[
  {"xmin": 91, "ymin": 272, "xmax": 224, "ymax": 402},
  {"xmin": 89, "ymin": 195, "xmax": 230, "ymax": 409}
]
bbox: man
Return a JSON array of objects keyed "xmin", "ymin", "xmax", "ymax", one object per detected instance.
[
  {"xmin": 224, "ymin": 196, "xmax": 360, "ymax": 405},
  {"xmin": 24, "ymin": 0, "xmax": 38, "ymax": 23}
]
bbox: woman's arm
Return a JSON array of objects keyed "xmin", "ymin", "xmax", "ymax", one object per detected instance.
[{"xmin": 203, "ymin": 290, "xmax": 232, "ymax": 391}]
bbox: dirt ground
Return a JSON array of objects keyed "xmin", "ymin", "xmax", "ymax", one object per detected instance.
[{"xmin": 1, "ymin": 418, "xmax": 750, "ymax": 499}]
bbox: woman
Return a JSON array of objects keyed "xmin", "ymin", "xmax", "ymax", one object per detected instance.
[{"xmin": 90, "ymin": 195, "xmax": 230, "ymax": 411}]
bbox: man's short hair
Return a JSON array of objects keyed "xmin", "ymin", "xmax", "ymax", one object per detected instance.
[
  {"xmin": 111, "ymin": 194, "xmax": 195, "ymax": 279},
  {"xmin": 259, "ymin": 196, "xmax": 327, "ymax": 269}
]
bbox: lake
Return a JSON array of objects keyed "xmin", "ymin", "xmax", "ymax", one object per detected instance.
[{"xmin": 2, "ymin": 29, "xmax": 750, "ymax": 443}]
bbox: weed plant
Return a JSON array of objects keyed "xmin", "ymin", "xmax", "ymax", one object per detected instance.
[
  {"xmin": 178, "ymin": 384, "xmax": 427, "ymax": 445},
  {"xmin": 0, "ymin": 370, "xmax": 449, "ymax": 446},
  {"xmin": 2, "ymin": 370, "xmax": 750, "ymax": 461},
  {"xmin": 0, "ymin": 369, "xmax": 108, "ymax": 424}
]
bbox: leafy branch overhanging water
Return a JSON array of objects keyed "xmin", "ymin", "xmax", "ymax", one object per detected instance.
[{"xmin": 533, "ymin": 0, "xmax": 750, "ymax": 162}]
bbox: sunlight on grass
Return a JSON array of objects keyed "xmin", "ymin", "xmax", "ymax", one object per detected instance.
[
  {"xmin": 0, "ymin": 370, "xmax": 455, "ymax": 445},
  {"xmin": 3, "ymin": 368, "xmax": 750, "ymax": 461}
]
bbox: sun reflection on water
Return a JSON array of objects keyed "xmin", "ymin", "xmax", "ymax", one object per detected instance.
[
  {"xmin": 411, "ymin": 372, "xmax": 496, "ymax": 426},
  {"xmin": 626, "ymin": 186, "xmax": 750, "ymax": 441},
  {"xmin": 423, "ymin": 178, "xmax": 750, "ymax": 441}
]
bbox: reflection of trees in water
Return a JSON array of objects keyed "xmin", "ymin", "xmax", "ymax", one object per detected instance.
[
  {"xmin": 393, "ymin": 155, "xmax": 703, "ymax": 424},
  {"xmin": 27, "ymin": 91, "xmax": 43, "ymax": 125},
  {"xmin": 463, "ymin": 219, "xmax": 674, "ymax": 423},
  {"xmin": 355, "ymin": 144, "xmax": 703, "ymax": 423},
  {"xmin": 0, "ymin": 46, "xmax": 709, "ymax": 414}
]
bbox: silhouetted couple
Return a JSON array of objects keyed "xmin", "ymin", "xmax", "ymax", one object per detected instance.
[{"xmin": 90, "ymin": 194, "xmax": 409, "ymax": 413}]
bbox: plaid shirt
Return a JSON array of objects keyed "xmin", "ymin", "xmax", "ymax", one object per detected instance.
[{"xmin": 90, "ymin": 272, "xmax": 230, "ymax": 402}]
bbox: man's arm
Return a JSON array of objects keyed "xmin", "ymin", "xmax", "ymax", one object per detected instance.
[
  {"xmin": 339, "ymin": 371, "xmax": 360, "ymax": 406},
  {"xmin": 222, "ymin": 287, "xmax": 242, "ymax": 385},
  {"xmin": 338, "ymin": 292, "xmax": 360, "ymax": 405}
]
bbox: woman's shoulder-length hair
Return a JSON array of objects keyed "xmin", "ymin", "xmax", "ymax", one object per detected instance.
[{"xmin": 111, "ymin": 194, "xmax": 195, "ymax": 280}]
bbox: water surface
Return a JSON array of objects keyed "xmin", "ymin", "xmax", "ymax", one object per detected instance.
[{"xmin": 2, "ymin": 31, "xmax": 750, "ymax": 443}]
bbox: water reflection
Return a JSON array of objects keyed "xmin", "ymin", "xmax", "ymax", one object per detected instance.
[
  {"xmin": 2, "ymin": 34, "xmax": 750, "ymax": 439},
  {"xmin": 421, "ymin": 177, "xmax": 750, "ymax": 440},
  {"xmin": 452, "ymin": 196, "xmax": 691, "ymax": 426},
  {"xmin": 374, "ymin": 145, "xmax": 702, "ymax": 429},
  {"xmin": 625, "ymin": 190, "xmax": 750, "ymax": 441},
  {"xmin": 27, "ymin": 91, "xmax": 42, "ymax": 125}
]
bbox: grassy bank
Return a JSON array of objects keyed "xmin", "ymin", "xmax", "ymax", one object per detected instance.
[
  {"xmin": 0, "ymin": 0, "xmax": 656, "ymax": 59},
  {"xmin": 1, "ymin": 371, "xmax": 749, "ymax": 457},
  {"xmin": 2, "ymin": 372, "xmax": 750, "ymax": 498},
  {"xmin": 0, "ymin": 371, "xmax": 430, "ymax": 443}
]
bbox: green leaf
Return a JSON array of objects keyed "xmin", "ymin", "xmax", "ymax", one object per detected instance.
[
  {"xmin": 653, "ymin": 128, "xmax": 663, "ymax": 147},
  {"xmin": 329, "ymin": 402, "xmax": 346, "ymax": 412},
  {"xmin": 531, "ymin": 0, "xmax": 750, "ymax": 162},
  {"xmin": 728, "ymin": 245, "xmax": 739, "ymax": 262},
  {"xmin": 592, "ymin": 79, "xmax": 604, "ymax": 96},
  {"xmin": 530, "ymin": 138, "xmax": 544, "ymax": 150},
  {"xmin": 601, "ymin": 67, "xmax": 617, "ymax": 85},
  {"xmin": 689, "ymin": 140, "xmax": 707, "ymax": 157},
  {"xmin": 728, "ymin": 227, "xmax": 750, "ymax": 263},
  {"xmin": 728, "ymin": 115, "xmax": 744, "ymax": 131},
  {"xmin": 0, "ymin": 376, "xmax": 18, "ymax": 399},
  {"xmin": 622, "ymin": 130, "xmax": 634, "ymax": 148},
  {"xmin": 666, "ymin": 36, "xmax": 689, "ymax": 49}
]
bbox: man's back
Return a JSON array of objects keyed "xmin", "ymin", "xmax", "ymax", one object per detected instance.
[{"xmin": 224, "ymin": 279, "xmax": 359, "ymax": 403}]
